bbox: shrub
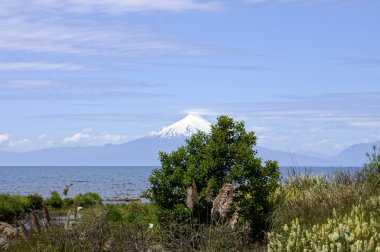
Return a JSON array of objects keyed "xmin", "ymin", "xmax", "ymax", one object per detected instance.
[
  {"xmin": 0, "ymin": 194, "xmax": 30, "ymax": 221},
  {"xmin": 104, "ymin": 203, "xmax": 157, "ymax": 224},
  {"xmin": 76, "ymin": 192, "xmax": 102, "ymax": 207},
  {"xmin": 105, "ymin": 205, "xmax": 124, "ymax": 222},
  {"xmin": 63, "ymin": 197, "xmax": 75, "ymax": 207},
  {"xmin": 363, "ymin": 145, "xmax": 380, "ymax": 184},
  {"xmin": 147, "ymin": 115, "xmax": 280, "ymax": 237},
  {"xmin": 45, "ymin": 191, "xmax": 63, "ymax": 208},
  {"xmin": 26, "ymin": 193, "xmax": 44, "ymax": 211}
]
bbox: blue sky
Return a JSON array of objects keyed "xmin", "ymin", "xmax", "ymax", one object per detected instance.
[{"xmin": 0, "ymin": 0, "xmax": 379, "ymax": 156}]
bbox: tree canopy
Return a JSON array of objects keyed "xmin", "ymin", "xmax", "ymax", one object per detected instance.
[{"xmin": 146, "ymin": 115, "xmax": 280, "ymax": 235}]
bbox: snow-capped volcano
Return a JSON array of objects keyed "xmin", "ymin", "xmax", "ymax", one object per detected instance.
[{"xmin": 151, "ymin": 113, "xmax": 211, "ymax": 139}]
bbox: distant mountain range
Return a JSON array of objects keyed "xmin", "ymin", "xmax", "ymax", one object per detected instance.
[{"xmin": 0, "ymin": 114, "xmax": 377, "ymax": 167}]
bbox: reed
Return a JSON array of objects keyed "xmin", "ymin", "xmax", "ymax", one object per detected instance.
[
  {"xmin": 65, "ymin": 210, "xmax": 71, "ymax": 230},
  {"xmin": 43, "ymin": 204, "xmax": 51, "ymax": 226},
  {"xmin": 211, "ymin": 182, "xmax": 234, "ymax": 220},
  {"xmin": 31, "ymin": 211, "xmax": 41, "ymax": 232},
  {"xmin": 228, "ymin": 207, "xmax": 240, "ymax": 229},
  {"xmin": 0, "ymin": 238, "xmax": 9, "ymax": 250},
  {"xmin": 18, "ymin": 222, "xmax": 29, "ymax": 240},
  {"xmin": 186, "ymin": 180, "xmax": 199, "ymax": 210},
  {"xmin": 0, "ymin": 221, "xmax": 17, "ymax": 237}
]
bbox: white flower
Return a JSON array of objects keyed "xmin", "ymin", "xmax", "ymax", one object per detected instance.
[
  {"xmin": 328, "ymin": 232, "xmax": 340, "ymax": 242},
  {"xmin": 149, "ymin": 223, "xmax": 154, "ymax": 229}
]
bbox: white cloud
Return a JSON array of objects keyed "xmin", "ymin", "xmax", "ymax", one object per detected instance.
[
  {"xmin": 259, "ymin": 135, "xmax": 289, "ymax": 142},
  {"xmin": 308, "ymin": 117, "xmax": 380, "ymax": 130},
  {"xmin": 63, "ymin": 128, "xmax": 93, "ymax": 144},
  {"xmin": 3, "ymin": 134, "xmax": 54, "ymax": 151},
  {"xmin": 62, "ymin": 128, "xmax": 130, "ymax": 146},
  {"xmin": 0, "ymin": 79, "xmax": 58, "ymax": 89},
  {"xmin": 2, "ymin": 0, "xmax": 220, "ymax": 15},
  {"xmin": 318, "ymin": 139, "xmax": 330, "ymax": 144},
  {"xmin": 245, "ymin": 0, "xmax": 270, "ymax": 3},
  {"xmin": 347, "ymin": 119, "xmax": 380, "ymax": 129},
  {"xmin": 37, "ymin": 134, "xmax": 49, "ymax": 141},
  {"xmin": 0, "ymin": 0, "xmax": 222, "ymax": 62},
  {"xmin": 0, "ymin": 16, "xmax": 212, "ymax": 60},
  {"xmin": 0, "ymin": 130, "xmax": 131, "ymax": 151},
  {"xmin": 7, "ymin": 138, "xmax": 34, "ymax": 150},
  {"xmin": 0, "ymin": 134, "xmax": 10, "ymax": 144},
  {"xmin": 310, "ymin": 127, "xmax": 323, "ymax": 133},
  {"xmin": 182, "ymin": 108, "xmax": 219, "ymax": 117},
  {"xmin": 244, "ymin": 0, "xmax": 322, "ymax": 3},
  {"xmin": 252, "ymin": 126, "xmax": 272, "ymax": 133},
  {"xmin": 0, "ymin": 62, "xmax": 86, "ymax": 72},
  {"xmin": 243, "ymin": 0, "xmax": 369, "ymax": 7}
]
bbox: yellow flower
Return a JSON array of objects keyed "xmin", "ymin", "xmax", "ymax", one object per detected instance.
[{"xmin": 244, "ymin": 193, "xmax": 253, "ymax": 200}]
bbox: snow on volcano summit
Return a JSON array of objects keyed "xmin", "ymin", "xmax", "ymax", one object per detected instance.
[{"xmin": 151, "ymin": 113, "xmax": 211, "ymax": 139}]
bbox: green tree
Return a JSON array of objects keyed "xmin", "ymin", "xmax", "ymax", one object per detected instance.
[
  {"xmin": 146, "ymin": 115, "xmax": 280, "ymax": 236},
  {"xmin": 363, "ymin": 145, "xmax": 380, "ymax": 183}
]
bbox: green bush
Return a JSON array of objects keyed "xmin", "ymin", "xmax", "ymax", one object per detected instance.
[
  {"xmin": 104, "ymin": 203, "xmax": 157, "ymax": 224},
  {"xmin": 63, "ymin": 197, "xmax": 75, "ymax": 207},
  {"xmin": 146, "ymin": 115, "xmax": 280, "ymax": 237},
  {"xmin": 105, "ymin": 205, "xmax": 124, "ymax": 222},
  {"xmin": 363, "ymin": 145, "xmax": 380, "ymax": 183},
  {"xmin": 26, "ymin": 193, "xmax": 44, "ymax": 211},
  {"xmin": 0, "ymin": 194, "xmax": 30, "ymax": 221},
  {"xmin": 76, "ymin": 192, "xmax": 102, "ymax": 207},
  {"xmin": 45, "ymin": 191, "xmax": 63, "ymax": 208}
]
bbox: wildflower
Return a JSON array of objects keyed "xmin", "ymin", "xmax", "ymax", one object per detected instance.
[
  {"xmin": 336, "ymin": 242, "xmax": 342, "ymax": 252},
  {"xmin": 368, "ymin": 237, "xmax": 375, "ymax": 250},
  {"xmin": 328, "ymin": 232, "xmax": 339, "ymax": 242},
  {"xmin": 283, "ymin": 224, "xmax": 289, "ymax": 232},
  {"xmin": 244, "ymin": 193, "xmax": 252, "ymax": 200},
  {"xmin": 149, "ymin": 223, "xmax": 154, "ymax": 229},
  {"xmin": 354, "ymin": 226, "xmax": 361, "ymax": 237}
]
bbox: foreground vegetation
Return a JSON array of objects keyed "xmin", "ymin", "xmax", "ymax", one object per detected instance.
[
  {"xmin": 1, "ymin": 167, "xmax": 379, "ymax": 251},
  {"xmin": 1, "ymin": 116, "xmax": 380, "ymax": 251}
]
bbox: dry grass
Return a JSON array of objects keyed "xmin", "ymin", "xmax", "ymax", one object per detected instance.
[
  {"xmin": 186, "ymin": 180, "xmax": 199, "ymax": 210},
  {"xmin": 0, "ymin": 222, "xmax": 17, "ymax": 237},
  {"xmin": 30, "ymin": 212, "xmax": 41, "ymax": 232},
  {"xmin": 43, "ymin": 205, "xmax": 51, "ymax": 226},
  {"xmin": 211, "ymin": 182, "xmax": 234, "ymax": 220},
  {"xmin": 158, "ymin": 221, "xmax": 259, "ymax": 252},
  {"xmin": 228, "ymin": 207, "xmax": 240, "ymax": 229}
]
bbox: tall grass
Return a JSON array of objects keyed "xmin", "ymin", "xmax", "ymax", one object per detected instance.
[{"xmin": 270, "ymin": 168, "xmax": 379, "ymax": 229}]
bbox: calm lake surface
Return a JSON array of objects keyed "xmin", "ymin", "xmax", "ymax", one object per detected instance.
[{"xmin": 0, "ymin": 166, "xmax": 360, "ymax": 200}]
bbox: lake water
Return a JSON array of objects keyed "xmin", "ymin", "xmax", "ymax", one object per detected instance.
[{"xmin": 0, "ymin": 166, "xmax": 360, "ymax": 200}]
